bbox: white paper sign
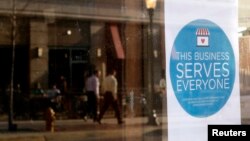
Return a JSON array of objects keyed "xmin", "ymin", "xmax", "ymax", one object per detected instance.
[{"xmin": 165, "ymin": 0, "xmax": 241, "ymax": 141}]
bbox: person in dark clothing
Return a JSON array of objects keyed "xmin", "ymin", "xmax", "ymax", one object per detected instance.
[
  {"xmin": 58, "ymin": 75, "xmax": 67, "ymax": 96},
  {"xmin": 57, "ymin": 75, "xmax": 71, "ymax": 115}
]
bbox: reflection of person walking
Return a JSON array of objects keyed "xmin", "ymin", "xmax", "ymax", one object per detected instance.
[
  {"xmin": 58, "ymin": 75, "xmax": 70, "ymax": 114},
  {"xmin": 97, "ymin": 70, "xmax": 124, "ymax": 125},
  {"xmin": 85, "ymin": 70, "xmax": 100, "ymax": 122},
  {"xmin": 58, "ymin": 75, "xmax": 67, "ymax": 96}
]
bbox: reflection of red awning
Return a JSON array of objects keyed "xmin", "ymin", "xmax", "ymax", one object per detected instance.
[{"xmin": 110, "ymin": 24, "xmax": 125, "ymax": 59}]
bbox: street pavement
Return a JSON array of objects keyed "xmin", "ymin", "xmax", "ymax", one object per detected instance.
[
  {"xmin": 0, "ymin": 116, "xmax": 168, "ymax": 141},
  {"xmin": 1, "ymin": 116, "xmax": 249, "ymax": 141}
]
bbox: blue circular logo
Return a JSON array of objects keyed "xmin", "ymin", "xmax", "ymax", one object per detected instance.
[{"xmin": 170, "ymin": 19, "xmax": 235, "ymax": 117}]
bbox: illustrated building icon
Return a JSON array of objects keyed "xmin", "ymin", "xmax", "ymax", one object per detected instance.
[{"xmin": 196, "ymin": 28, "xmax": 210, "ymax": 47}]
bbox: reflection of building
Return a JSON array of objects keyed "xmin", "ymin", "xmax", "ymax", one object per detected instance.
[
  {"xmin": 0, "ymin": 0, "xmax": 165, "ymax": 115},
  {"xmin": 239, "ymin": 36, "xmax": 250, "ymax": 93}
]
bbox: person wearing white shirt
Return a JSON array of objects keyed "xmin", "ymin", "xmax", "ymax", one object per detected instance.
[
  {"xmin": 85, "ymin": 70, "xmax": 100, "ymax": 122},
  {"xmin": 97, "ymin": 69, "xmax": 124, "ymax": 125}
]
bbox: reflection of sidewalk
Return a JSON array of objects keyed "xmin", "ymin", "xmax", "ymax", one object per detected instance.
[{"xmin": 0, "ymin": 116, "xmax": 168, "ymax": 141}]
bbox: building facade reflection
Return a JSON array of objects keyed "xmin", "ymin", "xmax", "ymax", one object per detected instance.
[{"xmin": 0, "ymin": 0, "xmax": 165, "ymax": 119}]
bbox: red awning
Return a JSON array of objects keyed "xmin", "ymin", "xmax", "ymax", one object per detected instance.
[{"xmin": 110, "ymin": 24, "xmax": 125, "ymax": 59}]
